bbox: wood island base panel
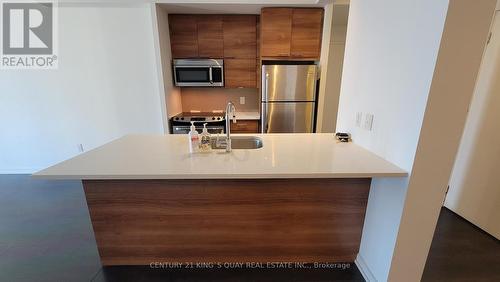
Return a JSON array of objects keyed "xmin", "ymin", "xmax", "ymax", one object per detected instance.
[{"xmin": 82, "ymin": 178, "xmax": 371, "ymax": 266}]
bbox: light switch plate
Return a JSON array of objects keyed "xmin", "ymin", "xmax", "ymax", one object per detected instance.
[
  {"xmin": 239, "ymin": 96, "xmax": 245, "ymax": 105},
  {"xmin": 364, "ymin": 114, "xmax": 374, "ymax": 131},
  {"xmin": 356, "ymin": 112, "xmax": 362, "ymax": 127}
]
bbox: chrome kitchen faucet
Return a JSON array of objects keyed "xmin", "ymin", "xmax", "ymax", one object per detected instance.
[{"xmin": 225, "ymin": 101, "xmax": 237, "ymax": 152}]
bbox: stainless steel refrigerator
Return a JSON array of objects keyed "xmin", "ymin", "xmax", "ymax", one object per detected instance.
[{"xmin": 261, "ymin": 63, "xmax": 318, "ymax": 133}]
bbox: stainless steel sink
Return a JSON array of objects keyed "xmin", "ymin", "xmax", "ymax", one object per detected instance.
[{"xmin": 211, "ymin": 136, "xmax": 263, "ymax": 150}]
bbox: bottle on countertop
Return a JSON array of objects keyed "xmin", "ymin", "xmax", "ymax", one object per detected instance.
[
  {"xmin": 188, "ymin": 121, "xmax": 200, "ymax": 153},
  {"xmin": 200, "ymin": 123, "xmax": 212, "ymax": 152}
]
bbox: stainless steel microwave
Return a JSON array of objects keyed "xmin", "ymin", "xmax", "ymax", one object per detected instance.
[{"xmin": 173, "ymin": 59, "xmax": 224, "ymax": 87}]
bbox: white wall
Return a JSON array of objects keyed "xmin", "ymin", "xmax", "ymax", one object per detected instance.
[
  {"xmin": 445, "ymin": 11, "xmax": 500, "ymax": 239},
  {"xmin": 316, "ymin": 3, "xmax": 334, "ymax": 133},
  {"xmin": 338, "ymin": 0, "xmax": 496, "ymax": 281},
  {"xmin": 0, "ymin": 3, "xmax": 165, "ymax": 173},
  {"xmin": 317, "ymin": 4, "xmax": 347, "ymax": 133},
  {"xmin": 319, "ymin": 25, "xmax": 346, "ymax": 133},
  {"xmin": 155, "ymin": 4, "xmax": 182, "ymax": 119},
  {"xmin": 336, "ymin": 0, "xmax": 449, "ymax": 279},
  {"xmin": 388, "ymin": 0, "xmax": 496, "ymax": 278}
]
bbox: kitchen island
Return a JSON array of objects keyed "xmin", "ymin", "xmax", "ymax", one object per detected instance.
[{"xmin": 34, "ymin": 134, "xmax": 406, "ymax": 265}]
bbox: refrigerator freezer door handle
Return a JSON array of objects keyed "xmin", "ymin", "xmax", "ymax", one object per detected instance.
[{"xmin": 263, "ymin": 72, "xmax": 269, "ymax": 102}]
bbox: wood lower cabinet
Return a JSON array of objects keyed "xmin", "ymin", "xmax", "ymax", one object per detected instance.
[
  {"xmin": 223, "ymin": 15, "xmax": 257, "ymax": 59},
  {"xmin": 230, "ymin": 119, "xmax": 259, "ymax": 133},
  {"xmin": 197, "ymin": 15, "xmax": 223, "ymax": 58},
  {"xmin": 224, "ymin": 59, "xmax": 257, "ymax": 88},
  {"xmin": 83, "ymin": 178, "xmax": 370, "ymax": 265},
  {"xmin": 291, "ymin": 9, "xmax": 323, "ymax": 59},
  {"xmin": 169, "ymin": 15, "xmax": 198, "ymax": 58},
  {"xmin": 260, "ymin": 8, "xmax": 292, "ymax": 57}
]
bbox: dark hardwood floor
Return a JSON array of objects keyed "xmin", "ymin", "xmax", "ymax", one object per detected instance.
[
  {"xmin": 0, "ymin": 175, "xmax": 498, "ymax": 281},
  {"xmin": 0, "ymin": 174, "xmax": 101, "ymax": 282},
  {"xmin": 422, "ymin": 207, "xmax": 500, "ymax": 282},
  {"xmin": 91, "ymin": 265, "xmax": 363, "ymax": 282}
]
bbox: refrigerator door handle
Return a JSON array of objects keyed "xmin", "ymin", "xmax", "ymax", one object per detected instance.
[
  {"xmin": 263, "ymin": 72, "xmax": 269, "ymax": 102},
  {"xmin": 261, "ymin": 102, "xmax": 268, "ymax": 133},
  {"xmin": 261, "ymin": 72, "xmax": 269, "ymax": 133}
]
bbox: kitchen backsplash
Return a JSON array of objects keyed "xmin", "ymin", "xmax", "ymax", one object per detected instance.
[{"xmin": 181, "ymin": 88, "xmax": 259, "ymax": 112}]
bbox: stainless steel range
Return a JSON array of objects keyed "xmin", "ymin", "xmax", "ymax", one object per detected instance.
[{"xmin": 170, "ymin": 112, "xmax": 225, "ymax": 134}]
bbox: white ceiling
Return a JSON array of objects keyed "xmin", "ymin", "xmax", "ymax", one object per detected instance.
[{"xmin": 158, "ymin": 0, "xmax": 349, "ymax": 15}]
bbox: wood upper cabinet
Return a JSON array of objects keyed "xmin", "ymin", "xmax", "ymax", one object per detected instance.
[
  {"xmin": 223, "ymin": 15, "xmax": 258, "ymax": 88},
  {"xmin": 224, "ymin": 59, "xmax": 257, "ymax": 88},
  {"xmin": 168, "ymin": 14, "xmax": 258, "ymax": 87},
  {"xmin": 260, "ymin": 8, "xmax": 292, "ymax": 57},
  {"xmin": 260, "ymin": 8, "xmax": 323, "ymax": 59},
  {"xmin": 223, "ymin": 15, "xmax": 257, "ymax": 59},
  {"xmin": 291, "ymin": 9, "xmax": 323, "ymax": 58},
  {"xmin": 169, "ymin": 15, "xmax": 223, "ymax": 58},
  {"xmin": 197, "ymin": 15, "xmax": 223, "ymax": 58},
  {"xmin": 169, "ymin": 15, "xmax": 198, "ymax": 58}
]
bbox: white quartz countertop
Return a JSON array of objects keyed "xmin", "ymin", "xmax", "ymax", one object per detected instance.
[{"xmin": 33, "ymin": 134, "xmax": 407, "ymax": 180}]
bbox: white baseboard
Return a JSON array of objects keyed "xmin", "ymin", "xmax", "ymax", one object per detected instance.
[{"xmin": 355, "ymin": 253, "xmax": 377, "ymax": 282}]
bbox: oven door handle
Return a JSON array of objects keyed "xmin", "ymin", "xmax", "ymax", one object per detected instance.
[
  {"xmin": 171, "ymin": 124, "xmax": 225, "ymax": 134},
  {"xmin": 209, "ymin": 67, "xmax": 213, "ymax": 84}
]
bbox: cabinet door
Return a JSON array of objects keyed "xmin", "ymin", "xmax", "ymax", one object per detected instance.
[
  {"xmin": 260, "ymin": 8, "xmax": 292, "ymax": 57},
  {"xmin": 291, "ymin": 9, "xmax": 324, "ymax": 59},
  {"xmin": 197, "ymin": 15, "xmax": 224, "ymax": 58},
  {"xmin": 225, "ymin": 59, "xmax": 256, "ymax": 88},
  {"xmin": 256, "ymin": 17, "xmax": 260, "ymax": 58},
  {"xmin": 223, "ymin": 15, "xmax": 257, "ymax": 59},
  {"xmin": 230, "ymin": 120, "xmax": 259, "ymax": 133},
  {"xmin": 169, "ymin": 15, "xmax": 198, "ymax": 58}
]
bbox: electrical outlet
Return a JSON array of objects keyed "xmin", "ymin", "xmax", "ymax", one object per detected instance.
[
  {"xmin": 364, "ymin": 114, "xmax": 374, "ymax": 131},
  {"xmin": 239, "ymin": 96, "xmax": 245, "ymax": 105},
  {"xmin": 355, "ymin": 112, "xmax": 362, "ymax": 127},
  {"xmin": 77, "ymin": 144, "xmax": 84, "ymax": 153}
]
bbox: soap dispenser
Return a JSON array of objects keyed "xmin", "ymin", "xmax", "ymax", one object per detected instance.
[
  {"xmin": 188, "ymin": 121, "xmax": 200, "ymax": 153},
  {"xmin": 200, "ymin": 123, "xmax": 212, "ymax": 152}
]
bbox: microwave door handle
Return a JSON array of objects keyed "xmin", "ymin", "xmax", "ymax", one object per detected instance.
[
  {"xmin": 209, "ymin": 67, "xmax": 213, "ymax": 84},
  {"xmin": 173, "ymin": 66, "xmax": 178, "ymax": 86}
]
